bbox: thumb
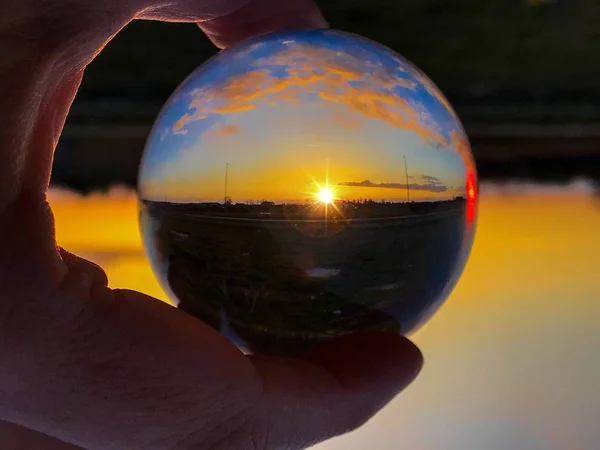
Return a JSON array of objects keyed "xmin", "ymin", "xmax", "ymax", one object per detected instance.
[{"xmin": 250, "ymin": 333, "xmax": 423, "ymax": 449}]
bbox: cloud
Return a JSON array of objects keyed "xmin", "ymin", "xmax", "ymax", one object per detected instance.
[
  {"xmin": 164, "ymin": 41, "xmax": 474, "ymax": 168},
  {"xmin": 211, "ymin": 103, "xmax": 256, "ymax": 114},
  {"xmin": 172, "ymin": 113, "xmax": 204, "ymax": 135},
  {"xmin": 173, "ymin": 114, "xmax": 193, "ymax": 132},
  {"xmin": 208, "ymin": 123, "xmax": 241, "ymax": 138},
  {"xmin": 159, "ymin": 127, "xmax": 169, "ymax": 141},
  {"xmin": 421, "ymin": 174, "xmax": 444, "ymax": 184},
  {"xmin": 338, "ymin": 179, "xmax": 449, "ymax": 193}
]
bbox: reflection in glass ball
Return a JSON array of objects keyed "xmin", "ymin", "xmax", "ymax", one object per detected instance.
[{"xmin": 138, "ymin": 29, "xmax": 478, "ymax": 355}]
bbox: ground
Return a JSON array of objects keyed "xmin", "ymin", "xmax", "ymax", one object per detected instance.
[{"xmin": 141, "ymin": 199, "xmax": 471, "ymax": 354}]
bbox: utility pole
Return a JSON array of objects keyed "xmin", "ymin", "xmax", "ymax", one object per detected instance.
[
  {"xmin": 224, "ymin": 162, "xmax": 229, "ymax": 204},
  {"xmin": 403, "ymin": 156, "xmax": 410, "ymax": 203}
]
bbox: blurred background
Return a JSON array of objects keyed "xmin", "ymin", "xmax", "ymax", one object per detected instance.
[
  {"xmin": 49, "ymin": 1, "xmax": 600, "ymax": 449},
  {"xmin": 52, "ymin": 0, "xmax": 600, "ymax": 191}
]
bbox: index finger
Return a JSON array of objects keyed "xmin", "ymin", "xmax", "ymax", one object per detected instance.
[
  {"xmin": 0, "ymin": 0, "xmax": 326, "ymax": 217},
  {"xmin": 141, "ymin": 0, "xmax": 328, "ymax": 48},
  {"xmin": 0, "ymin": 0, "xmax": 326, "ymax": 287}
]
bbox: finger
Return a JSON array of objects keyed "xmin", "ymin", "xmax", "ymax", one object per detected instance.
[
  {"xmin": 251, "ymin": 333, "xmax": 423, "ymax": 449},
  {"xmin": 1, "ymin": 279, "xmax": 419, "ymax": 450},
  {"xmin": 1, "ymin": 285, "xmax": 259, "ymax": 450},
  {"xmin": 196, "ymin": 0, "xmax": 327, "ymax": 48},
  {"xmin": 0, "ymin": 0, "xmax": 326, "ymax": 217},
  {"xmin": 58, "ymin": 248, "xmax": 109, "ymax": 287},
  {"xmin": 134, "ymin": 0, "xmax": 327, "ymax": 48},
  {"xmin": 0, "ymin": 0, "xmax": 328, "ymax": 326},
  {"xmin": 0, "ymin": 420, "xmax": 83, "ymax": 450}
]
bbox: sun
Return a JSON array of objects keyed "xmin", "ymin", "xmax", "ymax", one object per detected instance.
[
  {"xmin": 307, "ymin": 176, "xmax": 342, "ymax": 217},
  {"xmin": 317, "ymin": 187, "xmax": 335, "ymax": 204}
]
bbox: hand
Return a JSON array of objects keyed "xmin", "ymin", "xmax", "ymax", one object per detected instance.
[{"xmin": 0, "ymin": 1, "xmax": 423, "ymax": 449}]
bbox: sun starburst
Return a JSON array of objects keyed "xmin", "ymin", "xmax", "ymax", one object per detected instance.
[
  {"xmin": 310, "ymin": 179, "xmax": 342, "ymax": 218},
  {"xmin": 301, "ymin": 164, "xmax": 344, "ymax": 218},
  {"xmin": 316, "ymin": 186, "xmax": 335, "ymax": 204}
]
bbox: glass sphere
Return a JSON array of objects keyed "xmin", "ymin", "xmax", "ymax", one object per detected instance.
[{"xmin": 138, "ymin": 29, "xmax": 478, "ymax": 355}]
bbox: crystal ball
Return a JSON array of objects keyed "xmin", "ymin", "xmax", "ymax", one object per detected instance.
[{"xmin": 138, "ymin": 29, "xmax": 478, "ymax": 355}]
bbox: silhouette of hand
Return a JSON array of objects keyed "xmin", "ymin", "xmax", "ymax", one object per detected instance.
[{"xmin": 0, "ymin": 1, "xmax": 423, "ymax": 448}]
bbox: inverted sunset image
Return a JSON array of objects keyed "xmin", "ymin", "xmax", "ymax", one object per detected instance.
[
  {"xmin": 138, "ymin": 29, "xmax": 474, "ymax": 205},
  {"xmin": 137, "ymin": 29, "xmax": 477, "ymax": 354}
]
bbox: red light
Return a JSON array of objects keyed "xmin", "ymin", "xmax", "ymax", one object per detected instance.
[
  {"xmin": 465, "ymin": 170, "xmax": 477, "ymax": 225},
  {"xmin": 466, "ymin": 171, "xmax": 477, "ymax": 202}
]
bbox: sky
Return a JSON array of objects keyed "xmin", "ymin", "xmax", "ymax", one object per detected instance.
[
  {"xmin": 48, "ymin": 181, "xmax": 600, "ymax": 450},
  {"xmin": 137, "ymin": 30, "xmax": 472, "ymax": 204}
]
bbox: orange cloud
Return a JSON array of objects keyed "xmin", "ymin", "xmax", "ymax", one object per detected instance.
[
  {"xmin": 212, "ymin": 103, "xmax": 256, "ymax": 114},
  {"xmin": 318, "ymin": 86, "xmax": 447, "ymax": 147},
  {"xmin": 173, "ymin": 114, "xmax": 193, "ymax": 131},
  {"xmin": 167, "ymin": 42, "xmax": 471, "ymax": 166},
  {"xmin": 209, "ymin": 123, "xmax": 241, "ymax": 138}
]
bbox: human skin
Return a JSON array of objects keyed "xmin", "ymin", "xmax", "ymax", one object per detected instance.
[{"xmin": 0, "ymin": 1, "xmax": 423, "ymax": 449}]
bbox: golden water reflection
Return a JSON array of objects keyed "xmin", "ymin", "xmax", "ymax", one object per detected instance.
[{"xmin": 49, "ymin": 187, "xmax": 600, "ymax": 450}]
